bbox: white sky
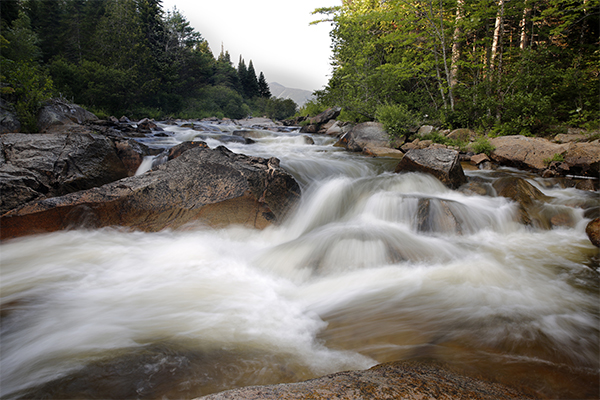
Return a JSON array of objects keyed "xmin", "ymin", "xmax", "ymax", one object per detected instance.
[{"xmin": 161, "ymin": 0, "xmax": 340, "ymax": 92}]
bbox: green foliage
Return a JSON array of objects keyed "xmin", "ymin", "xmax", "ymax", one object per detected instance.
[
  {"xmin": 254, "ymin": 97, "xmax": 298, "ymax": 120},
  {"xmin": 543, "ymin": 153, "xmax": 565, "ymax": 166},
  {"xmin": 375, "ymin": 103, "xmax": 419, "ymax": 141},
  {"xmin": 314, "ymin": 0, "xmax": 599, "ymax": 135},
  {"xmin": 297, "ymin": 99, "xmax": 327, "ymax": 117},
  {"xmin": 471, "ymin": 137, "xmax": 495, "ymax": 157}
]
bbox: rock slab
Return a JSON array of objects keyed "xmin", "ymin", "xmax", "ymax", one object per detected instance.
[
  {"xmin": 395, "ymin": 148, "xmax": 467, "ymax": 189},
  {"xmin": 198, "ymin": 361, "xmax": 536, "ymax": 400},
  {"xmin": 0, "ymin": 144, "xmax": 301, "ymax": 239}
]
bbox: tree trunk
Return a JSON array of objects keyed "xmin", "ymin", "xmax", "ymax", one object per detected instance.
[
  {"xmin": 450, "ymin": 0, "xmax": 464, "ymax": 87},
  {"xmin": 519, "ymin": 7, "xmax": 531, "ymax": 49},
  {"xmin": 490, "ymin": 0, "xmax": 505, "ymax": 72}
]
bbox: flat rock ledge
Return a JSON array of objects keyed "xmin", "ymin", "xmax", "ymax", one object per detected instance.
[
  {"xmin": 0, "ymin": 143, "xmax": 301, "ymax": 240},
  {"xmin": 198, "ymin": 361, "xmax": 536, "ymax": 400}
]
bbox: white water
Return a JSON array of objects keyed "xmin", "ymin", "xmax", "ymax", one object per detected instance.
[{"xmin": 1, "ymin": 123, "xmax": 598, "ymax": 399}]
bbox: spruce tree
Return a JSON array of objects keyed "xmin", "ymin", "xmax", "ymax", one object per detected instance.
[
  {"xmin": 245, "ymin": 60, "xmax": 260, "ymax": 98},
  {"xmin": 258, "ymin": 72, "xmax": 271, "ymax": 98}
]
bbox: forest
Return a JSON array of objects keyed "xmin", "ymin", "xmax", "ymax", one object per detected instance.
[
  {"xmin": 310, "ymin": 0, "xmax": 599, "ymax": 137},
  {"xmin": 0, "ymin": 0, "xmax": 297, "ymax": 132}
]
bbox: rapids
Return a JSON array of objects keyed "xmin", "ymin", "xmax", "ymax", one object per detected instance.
[{"xmin": 1, "ymin": 122, "xmax": 598, "ymax": 399}]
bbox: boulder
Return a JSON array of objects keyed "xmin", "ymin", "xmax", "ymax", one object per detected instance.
[
  {"xmin": 198, "ymin": 361, "xmax": 536, "ymax": 400},
  {"xmin": 489, "ymin": 135, "xmax": 568, "ymax": 171},
  {"xmin": 417, "ymin": 125, "xmax": 434, "ymax": 137},
  {"xmin": 0, "ymin": 144, "xmax": 301, "ymax": 240},
  {"xmin": 137, "ymin": 118, "xmax": 157, "ymax": 131},
  {"xmin": 492, "ymin": 177, "xmax": 550, "ymax": 228},
  {"xmin": 309, "ymin": 107, "xmax": 341, "ymax": 125},
  {"xmin": 395, "ymin": 148, "xmax": 467, "ymax": 189},
  {"xmin": 363, "ymin": 146, "xmax": 404, "ymax": 159},
  {"xmin": 586, "ymin": 218, "xmax": 600, "ymax": 247},
  {"xmin": 335, "ymin": 122, "xmax": 393, "ymax": 152},
  {"xmin": 563, "ymin": 142, "xmax": 600, "ymax": 176},
  {"xmin": 0, "ymin": 99, "xmax": 20, "ymax": 133},
  {"xmin": 470, "ymin": 153, "xmax": 490, "ymax": 166},
  {"xmin": 0, "ymin": 132, "xmax": 129, "ymax": 214},
  {"xmin": 446, "ymin": 128, "xmax": 476, "ymax": 142},
  {"xmin": 37, "ymin": 99, "xmax": 98, "ymax": 133}
]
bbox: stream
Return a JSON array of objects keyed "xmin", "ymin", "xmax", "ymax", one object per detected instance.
[{"xmin": 1, "ymin": 121, "xmax": 598, "ymax": 399}]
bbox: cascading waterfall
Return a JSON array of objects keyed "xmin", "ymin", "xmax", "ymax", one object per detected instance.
[{"xmin": 1, "ymin": 123, "xmax": 598, "ymax": 399}]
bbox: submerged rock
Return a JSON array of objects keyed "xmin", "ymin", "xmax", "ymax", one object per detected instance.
[
  {"xmin": 395, "ymin": 148, "xmax": 467, "ymax": 189},
  {"xmin": 198, "ymin": 361, "xmax": 536, "ymax": 400},
  {"xmin": 0, "ymin": 144, "xmax": 301, "ymax": 239}
]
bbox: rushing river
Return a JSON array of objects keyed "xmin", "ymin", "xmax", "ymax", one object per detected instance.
[{"xmin": 1, "ymin": 122, "xmax": 598, "ymax": 399}]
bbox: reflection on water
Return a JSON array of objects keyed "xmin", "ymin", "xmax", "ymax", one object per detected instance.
[{"xmin": 1, "ymin": 123, "xmax": 598, "ymax": 399}]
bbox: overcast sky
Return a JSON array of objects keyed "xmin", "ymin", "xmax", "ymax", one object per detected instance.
[{"xmin": 161, "ymin": 0, "xmax": 340, "ymax": 92}]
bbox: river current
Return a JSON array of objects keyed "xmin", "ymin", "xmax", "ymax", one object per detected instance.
[{"xmin": 1, "ymin": 122, "xmax": 598, "ymax": 399}]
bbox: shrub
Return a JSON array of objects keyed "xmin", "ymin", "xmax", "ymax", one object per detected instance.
[
  {"xmin": 543, "ymin": 153, "xmax": 565, "ymax": 166},
  {"xmin": 375, "ymin": 103, "xmax": 419, "ymax": 141},
  {"xmin": 471, "ymin": 137, "xmax": 495, "ymax": 156}
]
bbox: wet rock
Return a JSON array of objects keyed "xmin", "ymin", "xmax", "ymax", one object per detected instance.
[
  {"xmin": 335, "ymin": 122, "xmax": 394, "ymax": 152},
  {"xmin": 492, "ymin": 177, "xmax": 550, "ymax": 228},
  {"xmin": 0, "ymin": 132, "xmax": 129, "ymax": 214},
  {"xmin": 586, "ymin": 218, "xmax": 600, "ymax": 247},
  {"xmin": 417, "ymin": 198, "xmax": 462, "ymax": 234},
  {"xmin": 395, "ymin": 148, "xmax": 467, "ymax": 189},
  {"xmin": 114, "ymin": 139, "xmax": 157, "ymax": 176},
  {"xmin": 0, "ymin": 145, "xmax": 301, "ymax": 240},
  {"xmin": 470, "ymin": 153, "xmax": 490, "ymax": 166},
  {"xmin": 37, "ymin": 98, "xmax": 98, "ymax": 133},
  {"xmin": 233, "ymin": 129, "xmax": 274, "ymax": 139},
  {"xmin": 198, "ymin": 361, "xmax": 536, "ymax": 400}
]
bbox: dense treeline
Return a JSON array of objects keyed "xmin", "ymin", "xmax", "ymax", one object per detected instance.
[
  {"xmin": 0, "ymin": 0, "xmax": 297, "ymax": 131},
  {"xmin": 312, "ymin": 0, "xmax": 599, "ymax": 136}
]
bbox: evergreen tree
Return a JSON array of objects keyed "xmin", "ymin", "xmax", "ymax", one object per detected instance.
[
  {"xmin": 245, "ymin": 60, "xmax": 260, "ymax": 98},
  {"xmin": 258, "ymin": 71, "xmax": 271, "ymax": 98},
  {"xmin": 237, "ymin": 56, "xmax": 248, "ymax": 95}
]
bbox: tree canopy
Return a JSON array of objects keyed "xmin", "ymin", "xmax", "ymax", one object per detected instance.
[
  {"xmin": 0, "ymin": 0, "xmax": 296, "ymax": 129},
  {"xmin": 314, "ymin": 0, "xmax": 599, "ymax": 134}
]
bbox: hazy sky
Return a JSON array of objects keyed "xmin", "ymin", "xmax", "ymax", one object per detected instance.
[{"xmin": 161, "ymin": 0, "xmax": 340, "ymax": 92}]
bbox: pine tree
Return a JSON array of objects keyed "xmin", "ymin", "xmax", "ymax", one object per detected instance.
[
  {"xmin": 258, "ymin": 71, "xmax": 271, "ymax": 98},
  {"xmin": 245, "ymin": 60, "xmax": 260, "ymax": 98}
]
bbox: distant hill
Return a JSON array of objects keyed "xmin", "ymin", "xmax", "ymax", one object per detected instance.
[{"xmin": 269, "ymin": 82, "xmax": 315, "ymax": 107}]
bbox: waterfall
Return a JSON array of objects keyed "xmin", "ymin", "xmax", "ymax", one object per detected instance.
[{"xmin": 1, "ymin": 122, "xmax": 597, "ymax": 399}]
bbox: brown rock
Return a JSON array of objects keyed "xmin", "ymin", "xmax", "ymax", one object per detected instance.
[
  {"xmin": 470, "ymin": 153, "xmax": 490, "ymax": 165},
  {"xmin": 492, "ymin": 177, "xmax": 550, "ymax": 228},
  {"xmin": 363, "ymin": 146, "xmax": 404, "ymax": 159},
  {"xmin": 563, "ymin": 142, "xmax": 600, "ymax": 176},
  {"xmin": 489, "ymin": 135, "xmax": 568, "ymax": 171},
  {"xmin": 198, "ymin": 361, "xmax": 536, "ymax": 400},
  {"xmin": 0, "ymin": 145, "xmax": 300, "ymax": 240},
  {"xmin": 395, "ymin": 148, "xmax": 467, "ymax": 189},
  {"xmin": 446, "ymin": 128, "xmax": 476, "ymax": 142},
  {"xmin": 586, "ymin": 218, "xmax": 600, "ymax": 247},
  {"xmin": 309, "ymin": 107, "xmax": 341, "ymax": 125}
]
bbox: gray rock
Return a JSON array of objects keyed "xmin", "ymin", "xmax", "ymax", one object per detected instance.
[
  {"xmin": 0, "ymin": 132, "xmax": 128, "ymax": 214},
  {"xmin": 335, "ymin": 122, "xmax": 392, "ymax": 152},
  {"xmin": 0, "ymin": 99, "xmax": 20, "ymax": 133},
  {"xmin": 37, "ymin": 99, "xmax": 98, "ymax": 133},
  {"xmin": 1, "ymin": 144, "xmax": 301, "ymax": 239},
  {"xmin": 395, "ymin": 148, "xmax": 467, "ymax": 189}
]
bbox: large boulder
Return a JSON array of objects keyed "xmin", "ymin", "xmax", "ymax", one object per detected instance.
[
  {"xmin": 37, "ymin": 99, "xmax": 98, "ymax": 133},
  {"xmin": 0, "ymin": 144, "xmax": 301, "ymax": 239},
  {"xmin": 310, "ymin": 107, "xmax": 341, "ymax": 125},
  {"xmin": 395, "ymin": 148, "xmax": 467, "ymax": 189},
  {"xmin": 198, "ymin": 361, "xmax": 536, "ymax": 400},
  {"xmin": 335, "ymin": 122, "xmax": 394, "ymax": 152},
  {"xmin": 492, "ymin": 177, "xmax": 551, "ymax": 228},
  {"xmin": 489, "ymin": 135, "xmax": 569, "ymax": 172},
  {"xmin": 586, "ymin": 218, "xmax": 600, "ymax": 247},
  {"xmin": 0, "ymin": 132, "xmax": 129, "ymax": 214}
]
